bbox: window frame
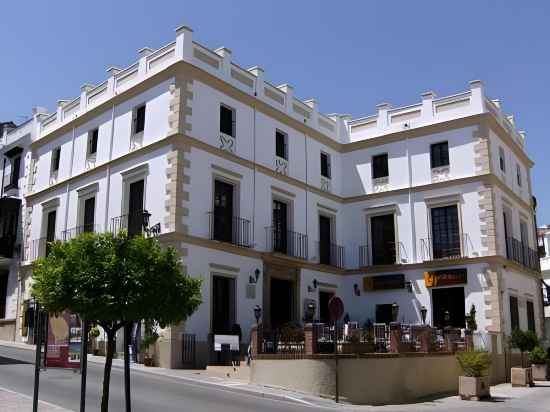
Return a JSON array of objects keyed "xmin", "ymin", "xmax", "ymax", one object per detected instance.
[
  {"xmin": 430, "ymin": 141, "xmax": 450, "ymax": 169},
  {"xmin": 509, "ymin": 295, "xmax": 519, "ymax": 331},
  {"xmin": 51, "ymin": 147, "xmax": 61, "ymax": 174},
  {"xmin": 87, "ymin": 128, "xmax": 99, "ymax": 157},
  {"xmin": 133, "ymin": 104, "xmax": 146, "ymax": 135},
  {"xmin": 219, "ymin": 104, "xmax": 236, "ymax": 138},
  {"xmin": 6, "ymin": 155, "xmax": 21, "ymax": 189},
  {"xmin": 275, "ymin": 129, "xmax": 288, "ymax": 160},
  {"xmin": 372, "ymin": 153, "xmax": 389, "ymax": 179},
  {"xmin": 526, "ymin": 300, "xmax": 535, "ymax": 332},
  {"xmin": 320, "ymin": 151, "xmax": 331, "ymax": 179},
  {"xmin": 516, "ymin": 163, "xmax": 522, "ymax": 187},
  {"xmin": 499, "ymin": 147, "xmax": 506, "ymax": 172}
]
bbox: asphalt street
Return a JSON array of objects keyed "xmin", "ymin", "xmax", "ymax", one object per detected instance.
[{"xmin": 1, "ymin": 345, "xmax": 550, "ymax": 412}]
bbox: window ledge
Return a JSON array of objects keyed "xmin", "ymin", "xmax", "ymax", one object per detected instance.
[
  {"xmin": 373, "ymin": 176, "xmax": 389, "ymax": 192},
  {"xmin": 219, "ymin": 132, "xmax": 236, "ymax": 154},
  {"xmin": 274, "ymin": 156, "xmax": 288, "ymax": 176},
  {"xmin": 431, "ymin": 165, "xmax": 450, "ymax": 183}
]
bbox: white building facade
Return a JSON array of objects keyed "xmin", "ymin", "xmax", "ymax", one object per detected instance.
[{"xmin": 0, "ymin": 25, "xmax": 544, "ymax": 368}]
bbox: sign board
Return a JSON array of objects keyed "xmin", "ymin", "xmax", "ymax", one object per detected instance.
[
  {"xmin": 363, "ymin": 274, "xmax": 405, "ymax": 291},
  {"xmin": 213, "ymin": 334, "xmax": 239, "ymax": 351},
  {"xmin": 45, "ymin": 311, "xmax": 81, "ymax": 368},
  {"xmin": 424, "ymin": 268, "xmax": 467, "ymax": 288},
  {"xmin": 328, "ymin": 296, "xmax": 344, "ymax": 324}
]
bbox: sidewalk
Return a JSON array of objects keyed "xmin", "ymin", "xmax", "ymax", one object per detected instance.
[{"xmin": 0, "ymin": 387, "xmax": 69, "ymax": 412}]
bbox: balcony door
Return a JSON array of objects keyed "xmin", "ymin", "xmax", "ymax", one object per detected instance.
[
  {"xmin": 83, "ymin": 197, "xmax": 95, "ymax": 233},
  {"xmin": 128, "ymin": 179, "xmax": 144, "ymax": 237},
  {"xmin": 371, "ymin": 214, "xmax": 395, "ymax": 265},
  {"xmin": 431, "ymin": 205, "xmax": 460, "ymax": 259},
  {"xmin": 45, "ymin": 210, "xmax": 56, "ymax": 256},
  {"xmin": 273, "ymin": 200, "xmax": 288, "ymax": 253},
  {"xmin": 213, "ymin": 180, "xmax": 233, "ymax": 243},
  {"xmin": 319, "ymin": 215, "xmax": 332, "ymax": 265}
]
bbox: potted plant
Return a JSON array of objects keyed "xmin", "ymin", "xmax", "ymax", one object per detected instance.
[
  {"xmin": 456, "ymin": 350, "xmax": 491, "ymax": 400},
  {"xmin": 529, "ymin": 346, "xmax": 549, "ymax": 381},
  {"xmin": 509, "ymin": 329, "xmax": 538, "ymax": 387},
  {"xmin": 88, "ymin": 326, "xmax": 101, "ymax": 355},
  {"xmin": 139, "ymin": 332, "xmax": 159, "ymax": 367}
]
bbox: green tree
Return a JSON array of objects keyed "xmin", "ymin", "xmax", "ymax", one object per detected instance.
[
  {"xmin": 32, "ymin": 232, "xmax": 202, "ymax": 412},
  {"xmin": 509, "ymin": 329, "xmax": 539, "ymax": 367}
]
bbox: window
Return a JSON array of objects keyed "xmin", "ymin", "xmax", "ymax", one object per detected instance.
[
  {"xmin": 499, "ymin": 147, "xmax": 506, "ymax": 172},
  {"xmin": 88, "ymin": 129, "xmax": 98, "ymax": 156},
  {"xmin": 516, "ymin": 163, "xmax": 522, "ymax": 187},
  {"xmin": 431, "ymin": 205, "xmax": 461, "ymax": 259},
  {"xmin": 220, "ymin": 105, "xmax": 235, "ymax": 137},
  {"xmin": 430, "ymin": 142, "xmax": 449, "ymax": 168},
  {"xmin": 275, "ymin": 130, "xmax": 288, "ymax": 160},
  {"xmin": 510, "ymin": 296, "xmax": 519, "ymax": 331},
  {"xmin": 134, "ymin": 105, "xmax": 146, "ymax": 134},
  {"xmin": 526, "ymin": 300, "xmax": 535, "ymax": 332},
  {"xmin": 370, "ymin": 214, "xmax": 396, "ymax": 265},
  {"xmin": 213, "ymin": 180, "xmax": 234, "ymax": 243},
  {"xmin": 273, "ymin": 200, "xmax": 288, "ymax": 253},
  {"xmin": 319, "ymin": 215, "xmax": 332, "ymax": 265},
  {"xmin": 82, "ymin": 197, "xmax": 95, "ymax": 232},
  {"xmin": 372, "ymin": 153, "xmax": 389, "ymax": 179},
  {"xmin": 320, "ymin": 152, "xmax": 331, "ymax": 179},
  {"xmin": 7, "ymin": 156, "xmax": 21, "ymax": 189},
  {"xmin": 51, "ymin": 147, "xmax": 61, "ymax": 173}
]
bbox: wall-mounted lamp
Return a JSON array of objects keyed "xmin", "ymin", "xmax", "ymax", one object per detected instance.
[
  {"xmin": 308, "ymin": 279, "xmax": 318, "ymax": 293},
  {"xmin": 353, "ymin": 283, "xmax": 361, "ymax": 296},
  {"xmin": 249, "ymin": 268, "xmax": 261, "ymax": 284},
  {"xmin": 253, "ymin": 305, "xmax": 262, "ymax": 324},
  {"xmin": 405, "ymin": 281, "xmax": 413, "ymax": 293}
]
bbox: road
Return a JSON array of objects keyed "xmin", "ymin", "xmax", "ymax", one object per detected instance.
[{"xmin": 1, "ymin": 345, "xmax": 550, "ymax": 412}]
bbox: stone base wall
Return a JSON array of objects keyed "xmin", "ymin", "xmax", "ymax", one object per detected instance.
[{"xmin": 0, "ymin": 319, "xmax": 16, "ymax": 341}]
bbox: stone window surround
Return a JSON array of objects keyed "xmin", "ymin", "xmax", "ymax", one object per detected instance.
[
  {"xmin": 40, "ymin": 197, "xmax": 60, "ymax": 238},
  {"xmin": 363, "ymin": 203, "xmax": 400, "ymax": 264},
  {"xmin": 424, "ymin": 193, "xmax": 466, "ymax": 258},
  {"xmin": 76, "ymin": 182, "xmax": 99, "ymax": 229},
  {"xmin": 120, "ymin": 163, "xmax": 149, "ymax": 216},
  {"xmin": 212, "ymin": 170, "xmax": 241, "ymax": 220}
]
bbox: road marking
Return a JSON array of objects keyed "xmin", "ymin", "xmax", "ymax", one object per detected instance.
[{"xmin": 283, "ymin": 395, "xmax": 315, "ymax": 406}]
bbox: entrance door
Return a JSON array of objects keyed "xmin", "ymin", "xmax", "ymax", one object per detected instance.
[
  {"xmin": 319, "ymin": 215, "xmax": 332, "ymax": 265},
  {"xmin": 432, "ymin": 287, "xmax": 466, "ymax": 328},
  {"xmin": 270, "ymin": 278, "xmax": 293, "ymax": 329},
  {"xmin": 272, "ymin": 200, "xmax": 288, "ymax": 253},
  {"xmin": 128, "ymin": 179, "xmax": 144, "ymax": 237},
  {"xmin": 213, "ymin": 180, "xmax": 234, "ymax": 243},
  {"xmin": 212, "ymin": 276, "xmax": 235, "ymax": 334},
  {"xmin": 319, "ymin": 290, "xmax": 334, "ymax": 324},
  {"xmin": 371, "ymin": 214, "xmax": 396, "ymax": 265},
  {"xmin": 83, "ymin": 197, "xmax": 95, "ymax": 232},
  {"xmin": 431, "ymin": 205, "xmax": 460, "ymax": 258}
]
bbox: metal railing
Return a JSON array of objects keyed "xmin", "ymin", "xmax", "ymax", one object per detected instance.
[
  {"xmin": 260, "ymin": 328, "xmax": 305, "ymax": 356},
  {"xmin": 318, "ymin": 242, "xmax": 345, "ymax": 268},
  {"xmin": 265, "ymin": 227, "xmax": 308, "ymax": 260},
  {"xmin": 420, "ymin": 233, "xmax": 470, "ymax": 261},
  {"xmin": 110, "ymin": 210, "xmax": 151, "ymax": 237},
  {"xmin": 208, "ymin": 212, "xmax": 251, "ymax": 248},
  {"xmin": 505, "ymin": 237, "xmax": 540, "ymax": 271},
  {"xmin": 358, "ymin": 245, "xmax": 370, "ymax": 267},
  {"xmin": 61, "ymin": 224, "xmax": 102, "ymax": 241},
  {"xmin": 359, "ymin": 241, "xmax": 407, "ymax": 267},
  {"xmin": 24, "ymin": 237, "xmax": 49, "ymax": 261}
]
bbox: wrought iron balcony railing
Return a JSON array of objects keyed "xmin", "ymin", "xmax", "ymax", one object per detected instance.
[
  {"xmin": 359, "ymin": 241, "xmax": 408, "ymax": 267},
  {"xmin": 505, "ymin": 236, "xmax": 540, "ymax": 272},
  {"xmin": 265, "ymin": 227, "xmax": 308, "ymax": 260},
  {"xmin": 208, "ymin": 212, "xmax": 251, "ymax": 248},
  {"xmin": 110, "ymin": 210, "xmax": 152, "ymax": 237},
  {"xmin": 318, "ymin": 242, "xmax": 345, "ymax": 268},
  {"xmin": 420, "ymin": 233, "xmax": 470, "ymax": 261},
  {"xmin": 61, "ymin": 224, "xmax": 102, "ymax": 241},
  {"xmin": 24, "ymin": 237, "xmax": 51, "ymax": 262}
]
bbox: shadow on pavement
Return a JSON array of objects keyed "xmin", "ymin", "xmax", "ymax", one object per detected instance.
[{"xmin": 0, "ymin": 355, "xmax": 30, "ymax": 365}]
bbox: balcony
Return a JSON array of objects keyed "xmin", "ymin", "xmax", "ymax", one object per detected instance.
[
  {"xmin": 110, "ymin": 210, "xmax": 152, "ymax": 238},
  {"xmin": 61, "ymin": 224, "xmax": 102, "ymax": 241},
  {"xmin": 358, "ymin": 241, "xmax": 408, "ymax": 267},
  {"xmin": 318, "ymin": 242, "xmax": 345, "ymax": 268},
  {"xmin": 208, "ymin": 212, "xmax": 251, "ymax": 248},
  {"xmin": 505, "ymin": 237, "xmax": 540, "ymax": 272},
  {"xmin": 24, "ymin": 237, "xmax": 49, "ymax": 262},
  {"xmin": 420, "ymin": 234, "xmax": 470, "ymax": 261},
  {"xmin": 265, "ymin": 227, "xmax": 308, "ymax": 260}
]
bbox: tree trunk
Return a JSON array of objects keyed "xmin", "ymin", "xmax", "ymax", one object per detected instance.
[{"xmin": 101, "ymin": 330, "xmax": 116, "ymax": 412}]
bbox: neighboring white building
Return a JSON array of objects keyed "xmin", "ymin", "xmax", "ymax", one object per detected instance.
[
  {"xmin": 539, "ymin": 225, "xmax": 550, "ymax": 318},
  {"xmin": 0, "ymin": 25, "xmax": 544, "ymax": 368}
]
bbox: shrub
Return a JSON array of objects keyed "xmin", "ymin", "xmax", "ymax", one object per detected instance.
[
  {"xmin": 89, "ymin": 326, "xmax": 100, "ymax": 339},
  {"xmin": 529, "ymin": 346, "xmax": 547, "ymax": 365},
  {"xmin": 456, "ymin": 350, "xmax": 492, "ymax": 377}
]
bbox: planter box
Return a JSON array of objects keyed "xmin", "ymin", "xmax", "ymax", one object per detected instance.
[
  {"xmin": 532, "ymin": 364, "xmax": 549, "ymax": 381},
  {"xmin": 511, "ymin": 367, "xmax": 534, "ymax": 387},
  {"xmin": 459, "ymin": 376, "xmax": 490, "ymax": 400}
]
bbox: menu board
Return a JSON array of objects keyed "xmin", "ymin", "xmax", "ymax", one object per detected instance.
[{"xmin": 45, "ymin": 311, "xmax": 81, "ymax": 369}]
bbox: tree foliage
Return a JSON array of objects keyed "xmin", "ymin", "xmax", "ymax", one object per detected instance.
[{"xmin": 31, "ymin": 231, "xmax": 202, "ymax": 411}]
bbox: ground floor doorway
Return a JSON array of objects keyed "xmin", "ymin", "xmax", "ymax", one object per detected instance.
[
  {"xmin": 319, "ymin": 290, "xmax": 334, "ymax": 324},
  {"xmin": 432, "ymin": 286, "xmax": 465, "ymax": 328},
  {"xmin": 270, "ymin": 278, "xmax": 294, "ymax": 329},
  {"xmin": 262, "ymin": 262, "xmax": 299, "ymax": 330},
  {"xmin": 212, "ymin": 275, "xmax": 236, "ymax": 334}
]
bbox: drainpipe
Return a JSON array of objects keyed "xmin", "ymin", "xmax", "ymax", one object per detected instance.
[{"xmin": 104, "ymin": 103, "xmax": 116, "ymax": 231}]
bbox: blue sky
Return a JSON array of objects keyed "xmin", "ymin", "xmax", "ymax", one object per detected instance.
[{"xmin": 2, "ymin": 1, "xmax": 549, "ymax": 223}]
